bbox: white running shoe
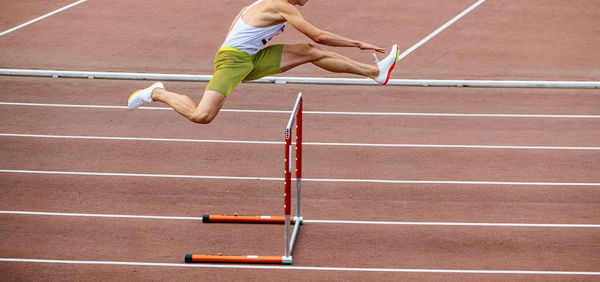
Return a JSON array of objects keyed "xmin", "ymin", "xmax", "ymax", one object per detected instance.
[
  {"xmin": 128, "ymin": 82, "xmax": 164, "ymax": 110},
  {"xmin": 373, "ymin": 44, "xmax": 399, "ymax": 85}
]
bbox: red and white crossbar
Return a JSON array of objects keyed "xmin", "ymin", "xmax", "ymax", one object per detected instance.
[{"xmin": 186, "ymin": 93, "xmax": 303, "ymax": 265}]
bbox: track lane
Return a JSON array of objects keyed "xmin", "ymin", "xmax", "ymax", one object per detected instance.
[
  {"xmin": 1, "ymin": 214, "xmax": 599, "ymax": 272},
  {"xmin": 1, "ymin": 136, "xmax": 599, "ymax": 183},
  {"xmin": 2, "ymin": 105, "xmax": 600, "ymax": 147},
  {"xmin": 0, "ymin": 0, "xmax": 471, "ymax": 77},
  {"xmin": 1, "ymin": 168, "xmax": 599, "ymax": 224},
  {"xmin": 2, "ymin": 262, "xmax": 596, "ymax": 281},
  {"xmin": 2, "ymin": 77, "xmax": 600, "ymax": 115}
]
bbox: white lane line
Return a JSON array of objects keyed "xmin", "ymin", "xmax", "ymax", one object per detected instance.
[
  {"xmin": 0, "ymin": 211, "xmax": 202, "ymax": 221},
  {"xmin": 0, "ymin": 133, "xmax": 282, "ymax": 145},
  {"xmin": 2, "ymin": 133, "xmax": 600, "ymax": 151},
  {"xmin": 304, "ymin": 178, "xmax": 600, "ymax": 186},
  {"xmin": 2, "ymin": 102, "xmax": 600, "ymax": 118},
  {"xmin": 306, "ymin": 142, "xmax": 600, "ymax": 151},
  {"xmin": 307, "ymin": 219, "xmax": 600, "ymax": 228},
  {"xmin": 1, "ymin": 211, "xmax": 599, "ymax": 228},
  {"xmin": 300, "ymin": 111, "xmax": 600, "ymax": 119},
  {"xmin": 396, "ymin": 0, "xmax": 487, "ymax": 61},
  {"xmin": 0, "ymin": 0, "xmax": 88, "ymax": 37},
  {"xmin": 0, "ymin": 258, "xmax": 598, "ymax": 275},
  {"xmin": 1, "ymin": 169, "xmax": 599, "ymax": 186},
  {"xmin": 0, "ymin": 102, "xmax": 136, "ymax": 110},
  {"xmin": 0, "ymin": 169, "xmax": 282, "ymax": 181}
]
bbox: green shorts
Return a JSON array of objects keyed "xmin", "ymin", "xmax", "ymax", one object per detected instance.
[{"xmin": 206, "ymin": 44, "xmax": 284, "ymax": 96}]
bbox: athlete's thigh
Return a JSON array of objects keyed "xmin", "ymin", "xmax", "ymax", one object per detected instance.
[
  {"xmin": 193, "ymin": 90, "xmax": 227, "ymax": 121},
  {"xmin": 244, "ymin": 44, "xmax": 284, "ymax": 82}
]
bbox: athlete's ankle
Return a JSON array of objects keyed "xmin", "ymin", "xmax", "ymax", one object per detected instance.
[
  {"xmin": 151, "ymin": 87, "xmax": 164, "ymax": 101},
  {"xmin": 368, "ymin": 65, "xmax": 379, "ymax": 79}
]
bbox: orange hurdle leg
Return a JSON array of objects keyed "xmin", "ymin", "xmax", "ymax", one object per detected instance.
[{"xmin": 185, "ymin": 254, "xmax": 292, "ymax": 265}]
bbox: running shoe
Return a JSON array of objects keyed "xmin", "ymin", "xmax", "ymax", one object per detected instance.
[
  {"xmin": 128, "ymin": 82, "xmax": 164, "ymax": 110},
  {"xmin": 373, "ymin": 44, "xmax": 399, "ymax": 85}
]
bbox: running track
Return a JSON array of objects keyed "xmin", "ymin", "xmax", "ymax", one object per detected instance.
[{"xmin": 1, "ymin": 0, "xmax": 599, "ymax": 280}]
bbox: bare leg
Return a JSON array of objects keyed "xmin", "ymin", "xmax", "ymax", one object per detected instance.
[
  {"xmin": 151, "ymin": 88, "xmax": 226, "ymax": 124},
  {"xmin": 280, "ymin": 43, "xmax": 379, "ymax": 78},
  {"xmin": 148, "ymin": 44, "xmax": 376, "ymax": 123}
]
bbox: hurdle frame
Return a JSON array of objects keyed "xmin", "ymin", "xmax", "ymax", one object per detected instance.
[{"xmin": 185, "ymin": 93, "xmax": 303, "ymax": 265}]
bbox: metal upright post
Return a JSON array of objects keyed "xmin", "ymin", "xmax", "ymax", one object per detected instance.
[
  {"xmin": 296, "ymin": 94, "xmax": 303, "ymax": 220},
  {"xmin": 284, "ymin": 123, "xmax": 292, "ymax": 259}
]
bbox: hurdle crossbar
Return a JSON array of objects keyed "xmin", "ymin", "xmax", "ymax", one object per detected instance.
[
  {"xmin": 186, "ymin": 93, "xmax": 303, "ymax": 265},
  {"xmin": 3, "ymin": 69, "xmax": 599, "ymax": 88}
]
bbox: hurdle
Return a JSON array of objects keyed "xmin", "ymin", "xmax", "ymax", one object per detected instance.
[{"xmin": 185, "ymin": 93, "xmax": 303, "ymax": 265}]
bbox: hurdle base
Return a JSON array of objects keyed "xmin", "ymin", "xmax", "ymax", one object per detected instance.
[
  {"xmin": 203, "ymin": 214, "xmax": 302, "ymax": 224},
  {"xmin": 185, "ymin": 254, "xmax": 292, "ymax": 265}
]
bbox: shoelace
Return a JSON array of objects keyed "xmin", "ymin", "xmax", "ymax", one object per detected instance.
[{"xmin": 372, "ymin": 53, "xmax": 380, "ymax": 64}]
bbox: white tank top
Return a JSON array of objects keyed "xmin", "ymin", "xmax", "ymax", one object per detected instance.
[{"xmin": 222, "ymin": 0, "xmax": 286, "ymax": 55}]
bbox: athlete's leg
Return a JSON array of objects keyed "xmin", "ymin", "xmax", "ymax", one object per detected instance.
[
  {"xmin": 151, "ymin": 88, "xmax": 226, "ymax": 124},
  {"xmin": 280, "ymin": 43, "xmax": 379, "ymax": 78}
]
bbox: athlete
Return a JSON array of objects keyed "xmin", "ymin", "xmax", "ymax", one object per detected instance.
[{"xmin": 128, "ymin": 0, "xmax": 399, "ymax": 123}]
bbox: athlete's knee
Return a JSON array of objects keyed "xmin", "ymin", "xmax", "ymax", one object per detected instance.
[
  {"xmin": 189, "ymin": 111, "xmax": 216, "ymax": 124},
  {"xmin": 297, "ymin": 42, "xmax": 325, "ymax": 60},
  {"xmin": 308, "ymin": 43, "xmax": 327, "ymax": 59}
]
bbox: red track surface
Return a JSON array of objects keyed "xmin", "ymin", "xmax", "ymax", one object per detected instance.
[{"xmin": 1, "ymin": 0, "xmax": 599, "ymax": 280}]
